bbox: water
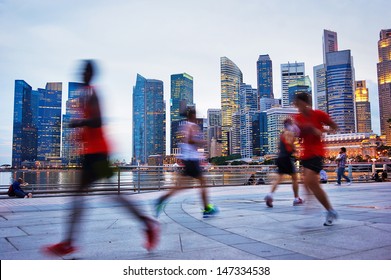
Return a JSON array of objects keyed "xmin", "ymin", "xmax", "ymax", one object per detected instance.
[
  {"xmin": 0, "ymin": 169, "xmax": 182, "ymax": 190},
  {"xmin": 0, "ymin": 170, "xmax": 81, "ymax": 186}
]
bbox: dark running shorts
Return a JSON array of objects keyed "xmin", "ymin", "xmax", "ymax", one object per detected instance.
[
  {"xmin": 182, "ymin": 160, "xmax": 202, "ymax": 178},
  {"xmin": 301, "ymin": 156, "xmax": 323, "ymax": 174},
  {"xmin": 276, "ymin": 156, "xmax": 296, "ymax": 174},
  {"xmin": 82, "ymin": 153, "xmax": 113, "ymax": 184}
]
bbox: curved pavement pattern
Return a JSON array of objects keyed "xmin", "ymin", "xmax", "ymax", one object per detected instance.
[{"xmin": 1, "ymin": 182, "xmax": 391, "ymax": 260}]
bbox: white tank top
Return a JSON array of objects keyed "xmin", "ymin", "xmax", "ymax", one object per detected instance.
[{"xmin": 178, "ymin": 121, "xmax": 202, "ymax": 160}]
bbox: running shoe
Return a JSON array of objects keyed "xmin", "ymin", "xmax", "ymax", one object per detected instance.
[
  {"xmin": 203, "ymin": 204, "xmax": 219, "ymax": 218},
  {"xmin": 323, "ymin": 210, "xmax": 338, "ymax": 226},
  {"xmin": 154, "ymin": 199, "xmax": 166, "ymax": 218},
  {"xmin": 346, "ymin": 182, "xmax": 352, "ymax": 186},
  {"xmin": 293, "ymin": 197, "xmax": 304, "ymax": 206},
  {"xmin": 264, "ymin": 194, "xmax": 273, "ymax": 208},
  {"xmin": 144, "ymin": 220, "xmax": 160, "ymax": 252},
  {"xmin": 43, "ymin": 241, "xmax": 77, "ymax": 256}
]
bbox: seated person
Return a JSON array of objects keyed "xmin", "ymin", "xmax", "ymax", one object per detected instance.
[
  {"xmin": 319, "ymin": 169, "xmax": 328, "ymax": 183},
  {"xmin": 11, "ymin": 178, "xmax": 32, "ymax": 198}
]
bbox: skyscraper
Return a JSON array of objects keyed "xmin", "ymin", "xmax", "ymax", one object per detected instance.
[
  {"xmin": 36, "ymin": 83, "xmax": 62, "ymax": 163},
  {"xmin": 377, "ymin": 29, "xmax": 391, "ymax": 145},
  {"xmin": 257, "ymin": 54, "xmax": 274, "ymax": 99},
  {"xmin": 323, "ymin": 29, "xmax": 338, "ymax": 63},
  {"xmin": 239, "ymin": 83, "xmax": 258, "ymax": 158},
  {"xmin": 220, "ymin": 56, "xmax": 243, "ymax": 156},
  {"xmin": 326, "ymin": 50, "xmax": 355, "ymax": 133},
  {"xmin": 62, "ymin": 82, "xmax": 85, "ymax": 166},
  {"xmin": 12, "ymin": 80, "xmax": 37, "ymax": 168},
  {"xmin": 355, "ymin": 81, "xmax": 372, "ymax": 133},
  {"xmin": 132, "ymin": 74, "xmax": 166, "ymax": 164},
  {"xmin": 287, "ymin": 76, "xmax": 312, "ymax": 106},
  {"xmin": 313, "ymin": 64, "xmax": 327, "ymax": 111},
  {"xmin": 207, "ymin": 109, "xmax": 222, "ymax": 158},
  {"xmin": 170, "ymin": 73, "xmax": 193, "ymax": 154},
  {"xmin": 281, "ymin": 62, "xmax": 305, "ymax": 107},
  {"xmin": 314, "ymin": 30, "xmax": 339, "ymax": 112}
]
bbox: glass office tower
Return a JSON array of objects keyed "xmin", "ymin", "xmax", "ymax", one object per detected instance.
[
  {"xmin": 326, "ymin": 50, "xmax": 355, "ymax": 134},
  {"xmin": 12, "ymin": 80, "xmax": 37, "ymax": 168},
  {"xmin": 62, "ymin": 82, "xmax": 85, "ymax": 166},
  {"xmin": 281, "ymin": 62, "xmax": 305, "ymax": 107},
  {"xmin": 220, "ymin": 56, "xmax": 243, "ymax": 156},
  {"xmin": 355, "ymin": 80, "xmax": 372, "ymax": 133},
  {"xmin": 36, "ymin": 83, "xmax": 62, "ymax": 163},
  {"xmin": 170, "ymin": 73, "xmax": 193, "ymax": 153},
  {"xmin": 257, "ymin": 54, "xmax": 274, "ymax": 99},
  {"xmin": 377, "ymin": 29, "xmax": 391, "ymax": 145},
  {"xmin": 132, "ymin": 74, "xmax": 166, "ymax": 164}
]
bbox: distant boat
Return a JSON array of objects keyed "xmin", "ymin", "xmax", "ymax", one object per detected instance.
[{"xmin": 0, "ymin": 164, "xmax": 11, "ymax": 169}]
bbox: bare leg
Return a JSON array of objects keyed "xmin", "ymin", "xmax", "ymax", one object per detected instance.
[
  {"xmin": 303, "ymin": 168, "xmax": 332, "ymax": 211},
  {"xmin": 291, "ymin": 173, "xmax": 299, "ymax": 198},
  {"xmin": 196, "ymin": 175, "xmax": 209, "ymax": 209},
  {"xmin": 270, "ymin": 174, "xmax": 284, "ymax": 194}
]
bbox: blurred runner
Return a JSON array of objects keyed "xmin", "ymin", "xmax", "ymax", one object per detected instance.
[
  {"xmin": 44, "ymin": 60, "xmax": 159, "ymax": 256},
  {"xmin": 264, "ymin": 118, "xmax": 303, "ymax": 207},
  {"xmin": 293, "ymin": 92, "xmax": 339, "ymax": 226},
  {"xmin": 154, "ymin": 107, "xmax": 218, "ymax": 218}
]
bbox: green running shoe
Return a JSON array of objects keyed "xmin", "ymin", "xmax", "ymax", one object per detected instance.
[{"xmin": 203, "ymin": 204, "xmax": 219, "ymax": 218}]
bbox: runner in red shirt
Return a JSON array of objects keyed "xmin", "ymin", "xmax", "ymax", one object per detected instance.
[
  {"xmin": 293, "ymin": 92, "xmax": 339, "ymax": 226},
  {"xmin": 44, "ymin": 60, "xmax": 159, "ymax": 256}
]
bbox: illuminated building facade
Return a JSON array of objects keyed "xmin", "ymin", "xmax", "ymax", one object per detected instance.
[
  {"xmin": 326, "ymin": 50, "xmax": 355, "ymax": 134},
  {"xmin": 355, "ymin": 80, "xmax": 372, "ymax": 133},
  {"xmin": 132, "ymin": 74, "xmax": 166, "ymax": 164},
  {"xmin": 62, "ymin": 82, "xmax": 85, "ymax": 166},
  {"xmin": 377, "ymin": 29, "xmax": 391, "ymax": 145},
  {"xmin": 170, "ymin": 73, "xmax": 193, "ymax": 153},
  {"xmin": 323, "ymin": 133, "xmax": 384, "ymax": 160},
  {"xmin": 220, "ymin": 56, "xmax": 243, "ymax": 156}
]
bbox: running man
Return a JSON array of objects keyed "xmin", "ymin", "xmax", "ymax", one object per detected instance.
[
  {"xmin": 264, "ymin": 118, "xmax": 303, "ymax": 207},
  {"xmin": 44, "ymin": 60, "xmax": 159, "ymax": 256},
  {"xmin": 154, "ymin": 107, "xmax": 218, "ymax": 218},
  {"xmin": 293, "ymin": 92, "xmax": 339, "ymax": 226}
]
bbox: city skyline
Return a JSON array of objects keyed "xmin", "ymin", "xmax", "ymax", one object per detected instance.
[{"xmin": 1, "ymin": 0, "xmax": 390, "ymax": 164}]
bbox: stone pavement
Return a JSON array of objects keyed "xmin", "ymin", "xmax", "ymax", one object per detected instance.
[{"xmin": 1, "ymin": 181, "xmax": 391, "ymax": 260}]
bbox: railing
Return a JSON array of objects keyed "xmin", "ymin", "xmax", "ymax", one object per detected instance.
[{"xmin": 0, "ymin": 163, "xmax": 387, "ymax": 198}]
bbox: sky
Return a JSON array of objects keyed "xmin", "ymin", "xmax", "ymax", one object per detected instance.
[{"xmin": 1, "ymin": 0, "xmax": 390, "ymax": 164}]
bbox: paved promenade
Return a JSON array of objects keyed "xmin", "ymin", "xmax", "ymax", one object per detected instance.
[{"xmin": 1, "ymin": 181, "xmax": 391, "ymax": 260}]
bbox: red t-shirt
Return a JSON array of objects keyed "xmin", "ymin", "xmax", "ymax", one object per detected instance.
[
  {"xmin": 293, "ymin": 110, "xmax": 333, "ymax": 160},
  {"xmin": 81, "ymin": 87, "xmax": 110, "ymax": 155}
]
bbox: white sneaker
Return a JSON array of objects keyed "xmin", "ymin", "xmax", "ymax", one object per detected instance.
[
  {"xmin": 347, "ymin": 182, "xmax": 351, "ymax": 186},
  {"xmin": 324, "ymin": 210, "xmax": 338, "ymax": 226}
]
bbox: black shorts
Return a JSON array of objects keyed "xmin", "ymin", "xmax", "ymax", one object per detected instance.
[
  {"xmin": 276, "ymin": 156, "xmax": 296, "ymax": 174},
  {"xmin": 301, "ymin": 156, "xmax": 323, "ymax": 174},
  {"xmin": 82, "ymin": 153, "xmax": 113, "ymax": 184},
  {"xmin": 182, "ymin": 160, "xmax": 202, "ymax": 178}
]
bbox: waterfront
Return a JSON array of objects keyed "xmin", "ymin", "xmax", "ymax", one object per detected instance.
[{"xmin": 0, "ymin": 163, "xmax": 381, "ymax": 197}]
